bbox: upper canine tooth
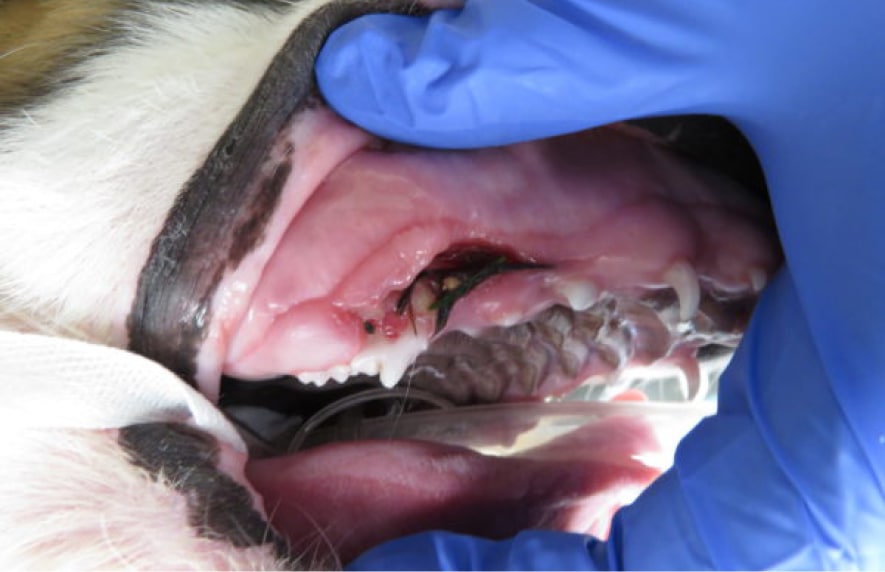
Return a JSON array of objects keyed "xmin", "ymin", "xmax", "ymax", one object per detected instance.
[
  {"xmin": 556, "ymin": 279, "xmax": 598, "ymax": 312},
  {"xmin": 374, "ymin": 333, "xmax": 429, "ymax": 388},
  {"xmin": 749, "ymin": 267, "xmax": 768, "ymax": 293},
  {"xmin": 664, "ymin": 261, "xmax": 700, "ymax": 322}
]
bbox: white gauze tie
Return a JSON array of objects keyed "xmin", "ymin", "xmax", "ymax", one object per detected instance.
[{"xmin": 0, "ymin": 331, "xmax": 245, "ymax": 452}]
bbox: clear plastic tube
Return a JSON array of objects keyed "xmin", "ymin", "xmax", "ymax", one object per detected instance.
[
  {"xmin": 287, "ymin": 387, "xmax": 454, "ymax": 452},
  {"xmin": 287, "ymin": 346, "xmax": 729, "ymax": 466},
  {"xmin": 295, "ymin": 399, "xmax": 715, "ymax": 469}
]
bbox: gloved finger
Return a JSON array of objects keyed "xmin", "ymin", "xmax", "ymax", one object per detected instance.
[
  {"xmin": 725, "ymin": 2, "xmax": 885, "ymax": 469},
  {"xmin": 316, "ymin": 0, "xmax": 732, "ymax": 148}
]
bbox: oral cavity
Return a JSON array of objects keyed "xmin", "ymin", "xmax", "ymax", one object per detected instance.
[
  {"xmin": 195, "ymin": 107, "xmax": 784, "ymax": 566},
  {"xmin": 205, "ymin": 117, "xmax": 780, "ymax": 401}
]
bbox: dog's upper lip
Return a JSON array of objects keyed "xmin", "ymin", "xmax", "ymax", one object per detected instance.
[{"xmin": 126, "ymin": 0, "xmax": 432, "ymax": 389}]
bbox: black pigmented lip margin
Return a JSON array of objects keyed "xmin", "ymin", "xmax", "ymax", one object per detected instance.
[
  {"xmin": 127, "ymin": 0, "xmax": 427, "ymax": 384},
  {"xmin": 119, "ymin": 423, "xmax": 291, "ymax": 557}
]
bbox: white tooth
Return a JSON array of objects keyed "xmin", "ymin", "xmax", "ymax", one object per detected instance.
[
  {"xmin": 749, "ymin": 268, "xmax": 768, "ymax": 293},
  {"xmin": 329, "ymin": 365, "xmax": 352, "ymax": 383},
  {"xmin": 496, "ymin": 312, "xmax": 524, "ymax": 327},
  {"xmin": 698, "ymin": 348, "xmax": 734, "ymax": 394},
  {"xmin": 557, "ymin": 279, "xmax": 598, "ymax": 312},
  {"xmin": 294, "ymin": 333, "xmax": 430, "ymax": 389},
  {"xmin": 297, "ymin": 371, "xmax": 331, "ymax": 387},
  {"xmin": 350, "ymin": 355, "xmax": 380, "ymax": 377},
  {"xmin": 379, "ymin": 358, "xmax": 412, "ymax": 387},
  {"xmin": 675, "ymin": 357, "xmax": 705, "ymax": 402},
  {"xmin": 664, "ymin": 261, "xmax": 700, "ymax": 322},
  {"xmin": 376, "ymin": 334, "xmax": 429, "ymax": 388},
  {"xmin": 379, "ymin": 364, "xmax": 405, "ymax": 388}
]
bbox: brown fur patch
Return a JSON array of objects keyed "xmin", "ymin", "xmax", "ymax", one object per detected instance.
[{"xmin": 0, "ymin": 0, "xmax": 122, "ymax": 113}]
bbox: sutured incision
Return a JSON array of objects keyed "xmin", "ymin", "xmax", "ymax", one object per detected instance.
[{"xmin": 395, "ymin": 246, "xmax": 551, "ymax": 334}]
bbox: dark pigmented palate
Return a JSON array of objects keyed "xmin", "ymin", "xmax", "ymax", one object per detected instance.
[{"xmin": 127, "ymin": 0, "xmax": 430, "ymax": 385}]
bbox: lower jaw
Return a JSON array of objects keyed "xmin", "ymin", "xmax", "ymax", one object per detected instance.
[
  {"xmin": 229, "ymin": 300, "xmax": 725, "ymax": 563},
  {"xmin": 246, "ymin": 404, "xmax": 696, "ymax": 566},
  {"xmin": 198, "ymin": 107, "xmax": 781, "ymax": 564}
]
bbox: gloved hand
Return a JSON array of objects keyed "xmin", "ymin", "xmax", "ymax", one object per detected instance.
[{"xmin": 317, "ymin": 1, "xmax": 885, "ymax": 569}]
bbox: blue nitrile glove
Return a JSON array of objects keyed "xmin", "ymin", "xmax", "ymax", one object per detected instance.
[{"xmin": 318, "ymin": 1, "xmax": 885, "ymax": 570}]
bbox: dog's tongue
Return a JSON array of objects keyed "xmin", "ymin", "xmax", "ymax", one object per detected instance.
[{"xmin": 246, "ymin": 414, "xmax": 661, "ymax": 565}]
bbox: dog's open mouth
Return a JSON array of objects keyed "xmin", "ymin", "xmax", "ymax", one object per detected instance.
[
  {"xmin": 205, "ymin": 110, "xmax": 779, "ymax": 563},
  {"xmin": 211, "ymin": 117, "xmax": 775, "ymax": 397},
  {"xmin": 124, "ymin": 4, "xmax": 782, "ymax": 564},
  {"xmin": 206, "ymin": 112, "xmax": 778, "ymax": 404}
]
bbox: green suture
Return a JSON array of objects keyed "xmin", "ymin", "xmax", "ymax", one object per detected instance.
[
  {"xmin": 395, "ymin": 283, "xmax": 414, "ymax": 316},
  {"xmin": 395, "ymin": 251, "xmax": 550, "ymax": 334},
  {"xmin": 429, "ymin": 257, "xmax": 548, "ymax": 333}
]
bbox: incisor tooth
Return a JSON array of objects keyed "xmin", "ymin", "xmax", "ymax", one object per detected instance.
[
  {"xmin": 329, "ymin": 365, "xmax": 352, "ymax": 383},
  {"xmin": 350, "ymin": 356, "xmax": 380, "ymax": 377},
  {"xmin": 664, "ymin": 261, "xmax": 700, "ymax": 322},
  {"xmin": 297, "ymin": 371, "xmax": 332, "ymax": 387},
  {"xmin": 557, "ymin": 279, "xmax": 598, "ymax": 312}
]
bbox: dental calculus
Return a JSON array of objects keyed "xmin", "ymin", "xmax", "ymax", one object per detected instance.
[{"xmin": 396, "ymin": 251, "xmax": 550, "ymax": 334}]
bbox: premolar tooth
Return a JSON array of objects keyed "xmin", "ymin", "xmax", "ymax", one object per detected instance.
[
  {"xmin": 664, "ymin": 261, "xmax": 700, "ymax": 322},
  {"xmin": 557, "ymin": 279, "xmax": 598, "ymax": 312}
]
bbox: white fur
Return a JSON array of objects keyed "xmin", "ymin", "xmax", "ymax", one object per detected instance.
[
  {"xmin": 0, "ymin": 0, "xmax": 331, "ymax": 346},
  {"xmin": 0, "ymin": 2, "xmax": 351, "ymax": 569},
  {"xmin": 0, "ymin": 428, "xmax": 288, "ymax": 570}
]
